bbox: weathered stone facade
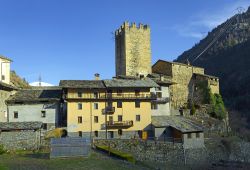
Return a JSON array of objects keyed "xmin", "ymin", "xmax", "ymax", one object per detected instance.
[
  {"xmin": 115, "ymin": 22, "xmax": 151, "ymax": 77},
  {"xmin": 152, "ymin": 60, "xmax": 220, "ymax": 110}
]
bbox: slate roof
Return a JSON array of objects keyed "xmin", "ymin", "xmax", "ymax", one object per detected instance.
[
  {"xmin": 59, "ymin": 80, "xmax": 106, "ymax": 89},
  {"xmin": 103, "ymin": 78, "xmax": 159, "ymax": 88},
  {"xmin": 0, "ymin": 55, "xmax": 12, "ymax": 61},
  {"xmin": 152, "ymin": 59, "xmax": 203, "ymax": 69},
  {"xmin": 152, "ymin": 116, "xmax": 203, "ymax": 133},
  {"xmin": 194, "ymin": 73, "xmax": 219, "ymax": 79},
  {"xmin": 0, "ymin": 121, "xmax": 43, "ymax": 130},
  {"xmin": 147, "ymin": 73, "xmax": 175, "ymax": 85},
  {"xmin": 6, "ymin": 88, "xmax": 62, "ymax": 104},
  {"xmin": 0, "ymin": 81, "xmax": 17, "ymax": 91}
]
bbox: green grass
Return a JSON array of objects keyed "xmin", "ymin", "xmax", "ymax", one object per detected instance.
[
  {"xmin": 0, "ymin": 150, "xmax": 147, "ymax": 170},
  {"xmin": 95, "ymin": 145, "xmax": 135, "ymax": 163}
]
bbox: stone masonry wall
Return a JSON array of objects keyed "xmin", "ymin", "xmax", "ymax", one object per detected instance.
[
  {"xmin": 0, "ymin": 130, "xmax": 41, "ymax": 150},
  {"xmin": 115, "ymin": 22, "xmax": 151, "ymax": 77},
  {"xmin": 0, "ymin": 89, "xmax": 12, "ymax": 122}
]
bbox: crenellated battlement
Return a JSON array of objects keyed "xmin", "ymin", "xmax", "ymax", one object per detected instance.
[{"xmin": 115, "ymin": 21, "xmax": 150, "ymax": 35}]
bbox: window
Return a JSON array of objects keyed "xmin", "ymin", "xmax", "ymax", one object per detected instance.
[
  {"xmin": 117, "ymin": 101, "xmax": 122, "ymax": 108},
  {"xmin": 118, "ymin": 129, "xmax": 122, "ymax": 136},
  {"xmin": 117, "ymin": 89, "xmax": 122, "ymax": 96},
  {"xmin": 151, "ymin": 103, "xmax": 158, "ymax": 110},
  {"xmin": 94, "ymin": 103, "xmax": 98, "ymax": 110},
  {"xmin": 94, "ymin": 116, "xmax": 98, "ymax": 123},
  {"xmin": 42, "ymin": 123, "xmax": 47, "ymax": 130},
  {"xmin": 41, "ymin": 111, "xmax": 46, "ymax": 118},
  {"xmin": 187, "ymin": 133, "xmax": 192, "ymax": 139},
  {"xmin": 77, "ymin": 92, "xmax": 82, "ymax": 98},
  {"xmin": 118, "ymin": 115, "xmax": 122, "ymax": 122},
  {"xmin": 94, "ymin": 92, "xmax": 98, "ymax": 99},
  {"xmin": 94, "ymin": 131, "xmax": 98, "ymax": 137},
  {"xmin": 156, "ymin": 92, "xmax": 162, "ymax": 98},
  {"xmin": 136, "ymin": 115, "xmax": 140, "ymax": 122},
  {"xmin": 196, "ymin": 133, "xmax": 200, "ymax": 138},
  {"xmin": 78, "ymin": 103, "xmax": 82, "ymax": 110},
  {"xmin": 1, "ymin": 75, "xmax": 5, "ymax": 81},
  {"xmin": 79, "ymin": 131, "xmax": 82, "ymax": 137},
  {"xmin": 135, "ymin": 90, "xmax": 140, "ymax": 96},
  {"xmin": 135, "ymin": 101, "xmax": 140, "ymax": 108},
  {"xmin": 14, "ymin": 111, "xmax": 18, "ymax": 118},
  {"xmin": 78, "ymin": 116, "xmax": 82, "ymax": 123}
]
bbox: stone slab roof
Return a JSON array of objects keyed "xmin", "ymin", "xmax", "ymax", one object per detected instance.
[
  {"xmin": 194, "ymin": 73, "xmax": 219, "ymax": 79},
  {"xmin": 6, "ymin": 88, "xmax": 62, "ymax": 104},
  {"xmin": 0, "ymin": 81, "xmax": 18, "ymax": 91},
  {"xmin": 152, "ymin": 116, "xmax": 203, "ymax": 133},
  {"xmin": 0, "ymin": 55, "xmax": 12, "ymax": 62},
  {"xmin": 103, "ymin": 78, "xmax": 159, "ymax": 88},
  {"xmin": 59, "ymin": 80, "xmax": 106, "ymax": 89},
  {"xmin": 147, "ymin": 73, "xmax": 176, "ymax": 85},
  {"xmin": 0, "ymin": 121, "xmax": 43, "ymax": 130},
  {"xmin": 153, "ymin": 59, "xmax": 203, "ymax": 69}
]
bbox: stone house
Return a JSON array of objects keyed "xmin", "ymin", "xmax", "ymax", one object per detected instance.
[
  {"xmin": 60, "ymin": 77, "xmax": 158, "ymax": 139},
  {"xmin": 0, "ymin": 121, "xmax": 42, "ymax": 150},
  {"xmin": 152, "ymin": 60, "xmax": 220, "ymax": 111},
  {"xmin": 6, "ymin": 87, "xmax": 63, "ymax": 131},
  {"xmin": 0, "ymin": 55, "xmax": 11, "ymax": 84},
  {"xmin": 151, "ymin": 116, "xmax": 204, "ymax": 149}
]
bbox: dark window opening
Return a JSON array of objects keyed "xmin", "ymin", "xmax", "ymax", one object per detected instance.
[
  {"xmin": 118, "ymin": 115, "xmax": 122, "ymax": 122},
  {"xmin": 187, "ymin": 133, "xmax": 192, "ymax": 139},
  {"xmin": 77, "ymin": 92, "xmax": 82, "ymax": 98},
  {"xmin": 14, "ymin": 111, "xmax": 18, "ymax": 118},
  {"xmin": 78, "ymin": 116, "xmax": 82, "ymax": 123},
  {"xmin": 79, "ymin": 131, "xmax": 82, "ymax": 137},
  {"xmin": 136, "ymin": 115, "xmax": 140, "ymax": 122},
  {"xmin": 94, "ymin": 131, "xmax": 98, "ymax": 137},
  {"xmin": 42, "ymin": 123, "xmax": 47, "ymax": 130},
  {"xmin": 118, "ymin": 129, "xmax": 122, "ymax": 136},
  {"xmin": 78, "ymin": 103, "xmax": 82, "ymax": 110},
  {"xmin": 117, "ymin": 101, "xmax": 122, "ymax": 108},
  {"xmin": 41, "ymin": 111, "xmax": 46, "ymax": 118},
  {"xmin": 135, "ymin": 101, "xmax": 140, "ymax": 108},
  {"xmin": 94, "ymin": 116, "xmax": 98, "ymax": 123}
]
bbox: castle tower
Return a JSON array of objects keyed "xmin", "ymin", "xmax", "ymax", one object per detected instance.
[{"xmin": 115, "ymin": 22, "xmax": 152, "ymax": 77}]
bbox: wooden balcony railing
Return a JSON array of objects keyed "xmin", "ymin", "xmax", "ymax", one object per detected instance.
[
  {"xmin": 102, "ymin": 120, "xmax": 133, "ymax": 129},
  {"xmin": 66, "ymin": 93, "xmax": 156, "ymax": 100}
]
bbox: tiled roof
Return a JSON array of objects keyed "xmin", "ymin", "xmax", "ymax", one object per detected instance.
[
  {"xmin": 0, "ymin": 81, "xmax": 18, "ymax": 91},
  {"xmin": 103, "ymin": 78, "xmax": 159, "ymax": 88},
  {"xmin": 0, "ymin": 121, "xmax": 43, "ymax": 130},
  {"xmin": 59, "ymin": 80, "xmax": 106, "ymax": 89},
  {"xmin": 0, "ymin": 55, "xmax": 12, "ymax": 62},
  {"xmin": 6, "ymin": 88, "xmax": 62, "ymax": 104},
  {"xmin": 152, "ymin": 116, "xmax": 203, "ymax": 133}
]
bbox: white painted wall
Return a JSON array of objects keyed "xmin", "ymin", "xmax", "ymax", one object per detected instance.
[{"xmin": 0, "ymin": 58, "xmax": 11, "ymax": 84}]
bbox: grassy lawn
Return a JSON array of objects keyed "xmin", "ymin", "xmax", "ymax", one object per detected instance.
[{"xmin": 0, "ymin": 150, "xmax": 152, "ymax": 170}]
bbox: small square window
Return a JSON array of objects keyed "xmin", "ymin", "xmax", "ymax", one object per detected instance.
[
  {"xmin": 118, "ymin": 115, "xmax": 122, "ymax": 122},
  {"xmin": 94, "ymin": 131, "xmax": 98, "ymax": 137},
  {"xmin": 136, "ymin": 115, "xmax": 140, "ymax": 122},
  {"xmin": 156, "ymin": 92, "xmax": 162, "ymax": 98},
  {"xmin": 77, "ymin": 92, "xmax": 82, "ymax": 98},
  {"xmin": 78, "ymin": 116, "xmax": 82, "ymax": 123},
  {"xmin": 41, "ymin": 111, "xmax": 46, "ymax": 118},
  {"xmin": 94, "ymin": 103, "xmax": 98, "ymax": 110},
  {"xmin": 14, "ymin": 111, "xmax": 18, "ymax": 118},
  {"xmin": 117, "ymin": 101, "xmax": 122, "ymax": 108},
  {"xmin": 94, "ymin": 116, "xmax": 98, "ymax": 123},
  {"xmin": 196, "ymin": 133, "xmax": 200, "ymax": 138},
  {"xmin": 78, "ymin": 103, "xmax": 82, "ymax": 110},
  {"xmin": 187, "ymin": 133, "xmax": 192, "ymax": 139},
  {"xmin": 79, "ymin": 131, "xmax": 82, "ymax": 137},
  {"xmin": 42, "ymin": 123, "xmax": 47, "ymax": 130},
  {"xmin": 135, "ymin": 101, "xmax": 140, "ymax": 108}
]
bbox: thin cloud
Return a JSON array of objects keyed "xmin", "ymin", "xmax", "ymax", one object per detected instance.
[{"xmin": 172, "ymin": 0, "xmax": 250, "ymax": 39}]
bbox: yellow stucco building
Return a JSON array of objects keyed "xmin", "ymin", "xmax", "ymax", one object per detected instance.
[{"xmin": 60, "ymin": 78, "xmax": 158, "ymax": 139}]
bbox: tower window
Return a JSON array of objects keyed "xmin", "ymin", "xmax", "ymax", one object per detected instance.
[
  {"xmin": 79, "ymin": 131, "xmax": 82, "ymax": 137},
  {"xmin": 118, "ymin": 115, "xmax": 122, "ymax": 122},
  {"xmin": 94, "ymin": 116, "xmax": 98, "ymax": 123},
  {"xmin": 78, "ymin": 103, "xmax": 82, "ymax": 110},
  {"xmin": 94, "ymin": 103, "xmax": 98, "ymax": 110},
  {"xmin": 136, "ymin": 115, "xmax": 141, "ymax": 122},
  {"xmin": 135, "ymin": 101, "xmax": 140, "ymax": 108},
  {"xmin": 77, "ymin": 92, "xmax": 82, "ymax": 98},
  {"xmin": 94, "ymin": 131, "xmax": 98, "ymax": 137}
]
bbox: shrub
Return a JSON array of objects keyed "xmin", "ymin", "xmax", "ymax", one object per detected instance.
[{"xmin": 0, "ymin": 144, "xmax": 6, "ymax": 155}]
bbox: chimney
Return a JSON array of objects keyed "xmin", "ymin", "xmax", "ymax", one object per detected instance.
[{"xmin": 94, "ymin": 73, "xmax": 100, "ymax": 80}]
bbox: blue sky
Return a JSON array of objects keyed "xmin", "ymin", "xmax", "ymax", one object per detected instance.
[{"xmin": 0, "ymin": 0, "xmax": 249, "ymax": 85}]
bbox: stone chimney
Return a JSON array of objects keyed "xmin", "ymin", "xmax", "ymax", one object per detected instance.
[{"xmin": 94, "ymin": 73, "xmax": 100, "ymax": 80}]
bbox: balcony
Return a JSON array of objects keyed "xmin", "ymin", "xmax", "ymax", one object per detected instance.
[
  {"xmin": 102, "ymin": 93, "xmax": 157, "ymax": 100},
  {"xmin": 102, "ymin": 107, "xmax": 115, "ymax": 114},
  {"xmin": 153, "ymin": 97, "xmax": 170, "ymax": 104},
  {"xmin": 102, "ymin": 120, "xmax": 133, "ymax": 129}
]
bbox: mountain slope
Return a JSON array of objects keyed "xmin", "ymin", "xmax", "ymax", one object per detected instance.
[
  {"xmin": 10, "ymin": 71, "xmax": 30, "ymax": 89},
  {"xmin": 176, "ymin": 7, "xmax": 250, "ymax": 114}
]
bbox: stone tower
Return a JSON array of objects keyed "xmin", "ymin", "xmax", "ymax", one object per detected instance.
[{"xmin": 115, "ymin": 21, "xmax": 152, "ymax": 77}]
